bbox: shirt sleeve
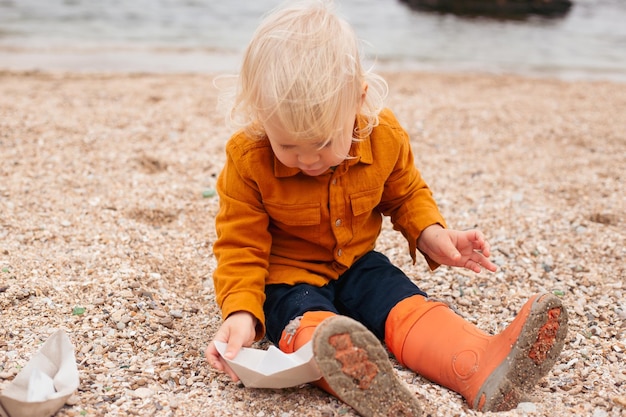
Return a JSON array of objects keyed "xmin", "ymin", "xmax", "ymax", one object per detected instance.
[
  {"xmin": 376, "ymin": 111, "xmax": 447, "ymax": 269},
  {"xmin": 213, "ymin": 140, "xmax": 271, "ymax": 339}
]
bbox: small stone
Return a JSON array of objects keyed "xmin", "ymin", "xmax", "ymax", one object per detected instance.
[
  {"xmin": 185, "ymin": 303, "xmax": 200, "ymax": 314},
  {"xmin": 170, "ymin": 397, "xmax": 180, "ymax": 409},
  {"xmin": 119, "ymin": 290, "xmax": 134, "ymax": 299},
  {"xmin": 0, "ymin": 371, "xmax": 14, "ymax": 379},
  {"xmin": 592, "ymin": 409, "xmax": 608, "ymax": 417},
  {"xmin": 65, "ymin": 394, "xmax": 80, "ymax": 405},
  {"xmin": 132, "ymin": 387, "xmax": 154, "ymax": 399},
  {"xmin": 517, "ymin": 402, "xmax": 537, "ymax": 413},
  {"xmin": 159, "ymin": 317, "xmax": 174, "ymax": 328},
  {"xmin": 111, "ymin": 310, "xmax": 124, "ymax": 322},
  {"xmin": 170, "ymin": 310, "xmax": 183, "ymax": 319}
]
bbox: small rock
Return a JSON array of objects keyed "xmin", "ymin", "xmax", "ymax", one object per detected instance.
[
  {"xmin": 111, "ymin": 309, "xmax": 124, "ymax": 322},
  {"xmin": 185, "ymin": 303, "xmax": 200, "ymax": 314},
  {"xmin": 613, "ymin": 396, "xmax": 626, "ymax": 408},
  {"xmin": 170, "ymin": 397, "xmax": 180, "ymax": 409},
  {"xmin": 153, "ymin": 309, "xmax": 167, "ymax": 318},
  {"xmin": 0, "ymin": 371, "xmax": 14, "ymax": 379},
  {"xmin": 517, "ymin": 402, "xmax": 537, "ymax": 413},
  {"xmin": 159, "ymin": 317, "xmax": 174, "ymax": 328},
  {"xmin": 592, "ymin": 409, "xmax": 608, "ymax": 417},
  {"xmin": 119, "ymin": 290, "xmax": 134, "ymax": 299},
  {"xmin": 65, "ymin": 394, "xmax": 80, "ymax": 405},
  {"xmin": 132, "ymin": 387, "xmax": 154, "ymax": 399}
]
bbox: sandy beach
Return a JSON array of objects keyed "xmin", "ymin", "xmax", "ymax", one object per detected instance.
[{"xmin": 0, "ymin": 69, "xmax": 625, "ymax": 417}]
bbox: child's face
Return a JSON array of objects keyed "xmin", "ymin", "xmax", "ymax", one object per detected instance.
[{"xmin": 264, "ymin": 113, "xmax": 356, "ymax": 177}]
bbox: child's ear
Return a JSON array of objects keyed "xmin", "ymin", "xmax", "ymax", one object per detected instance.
[{"xmin": 360, "ymin": 82, "xmax": 369, "ymax": 106}]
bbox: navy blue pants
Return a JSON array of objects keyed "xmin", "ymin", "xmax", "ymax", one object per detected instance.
[{"xmin": 263, "ymin": 251, "xmax": 427, "ymax": 345}]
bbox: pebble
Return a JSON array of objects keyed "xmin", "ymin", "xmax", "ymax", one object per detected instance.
[
  {"xmin": 132, "ymin": 387, "xmax": 154, "ymax": 399},
  {"xmin": 65, "ymin": 394, "xmax": 80, "ymax": 405},
  {"xmin": 592, "ymin": 409, "xmax": 608, "ymax": 417},
  {"xmin": 517, "ymin": 402, "xmax": 537, "ymax": 413},
  {"xmin": 159, "ymin": 317, "xmax": 175, "ymax": 328},
  {"xmin": 153, "ymin": 310, "xmax": 167, "ymax": 318},
  {"xmin": 0, "ymin": 371, "xmax": 14, "ymax": 379}
]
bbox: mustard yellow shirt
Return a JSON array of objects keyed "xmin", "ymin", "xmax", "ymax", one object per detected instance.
[{"xmin": 213, "ymin": 108, "xmax": 446, "ymax": 337}]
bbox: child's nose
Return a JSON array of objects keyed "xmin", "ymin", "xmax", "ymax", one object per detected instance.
[{"xmin": 298, "ymin": 152, "xmax": 320, "ymax": 165}]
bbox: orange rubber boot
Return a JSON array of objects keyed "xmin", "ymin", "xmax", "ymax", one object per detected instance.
[
  {"xmin": 312, "ymin": 315, "xmax": 423, "ymax": 417},
  {"xmin": 385, "ymin": 293, "xmax": 568, "ymax": 412},
  {"xmin": 279, "ymin": 311, "xmax": 337, "ymax": 395}
]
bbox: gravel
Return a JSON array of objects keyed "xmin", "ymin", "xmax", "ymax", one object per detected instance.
[{"xmin": 0, "ymin": 70, "xmax": 624, "ymax": 417}]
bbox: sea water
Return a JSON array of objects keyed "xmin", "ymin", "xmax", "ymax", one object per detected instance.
[{"xmin": 0, "ymin": 0, "xmax": 624, "ymax": 81}]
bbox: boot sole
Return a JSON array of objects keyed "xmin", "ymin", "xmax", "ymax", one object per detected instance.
[
  {"xmin": 313, "ymin": 315, "xmax": 423, "ymax": 417},
  {"xmin": 474, "ymin": 293, "xmax": 568, "ymax": 411}
]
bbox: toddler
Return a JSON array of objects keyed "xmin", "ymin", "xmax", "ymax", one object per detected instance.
[{"xmin": 205, "ymin": 1, "xmax": 567, "ymax": 416}]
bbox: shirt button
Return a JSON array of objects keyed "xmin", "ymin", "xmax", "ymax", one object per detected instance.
[
  {"xmin": 335, "ymin": 219, "xmax": 342, "ymax": 227},
  {"xmin": 337, "ymin": 248, "xmax": 343, "ymax": 257},
  {"xmin": 331, "ymin": 179, "xmax": 337, "ymax": 185}
]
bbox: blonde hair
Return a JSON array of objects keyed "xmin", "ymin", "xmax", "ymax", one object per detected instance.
[{"xmin": 221, "ymin": 0, "xmax": 387, "ymax": 143}]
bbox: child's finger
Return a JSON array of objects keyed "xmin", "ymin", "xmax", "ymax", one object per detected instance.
[
  {"xmin": 474, "ymin": 253, "xmax": 498, "ymax": 272},
  {"xmin": 205, "ymin": 343, "xmax": 225, "ymax": 370},
  {"xmin": 206, "ymin": 342, "xmax": 241, "ymax": 382},
  {"xmin": 469, "ymin": 230, "xmax": 491, "ymax": 257},
  {"xmin": 225, "ymin": 332, "xmax": 246, "ymax": 360}
]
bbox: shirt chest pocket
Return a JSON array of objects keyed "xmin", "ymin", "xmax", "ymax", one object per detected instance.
[
  {"xmin": 265, "ymin": 201, "xmax": 322, "ymax": 243},
  {"xmin": 350, "ymin": 188, "xmax": 383, "ymax": 230}
]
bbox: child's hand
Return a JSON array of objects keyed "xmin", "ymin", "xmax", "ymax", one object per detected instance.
[
  {"xmin": 205, "ymin": 311, "xmax": 257, "ymax": 381},
  {"xmin": 417, "ymin": 225, "xmax": 498, "ymax": 273}
]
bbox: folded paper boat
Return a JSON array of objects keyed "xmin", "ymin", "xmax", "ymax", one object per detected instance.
[
  {"xmin": 0, "ymin": 330, "xmax": 80, "ymax": 417},
  {"xmin": 214, "ymin": 341, "xmax": 322, "ymax": 389}
]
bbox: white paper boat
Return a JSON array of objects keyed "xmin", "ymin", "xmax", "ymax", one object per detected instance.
[
  {"xmin": 214, "ymin": 341, "xmax": 322, "ymax": 389},
  {"xmin": 0, "ymin": 330, "xmax": 80, "ymax": 417}
]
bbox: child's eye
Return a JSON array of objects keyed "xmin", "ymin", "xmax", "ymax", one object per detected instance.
[{"xmin": 316, "ymin": 141, "xmax": 332, "ymax": 150}]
